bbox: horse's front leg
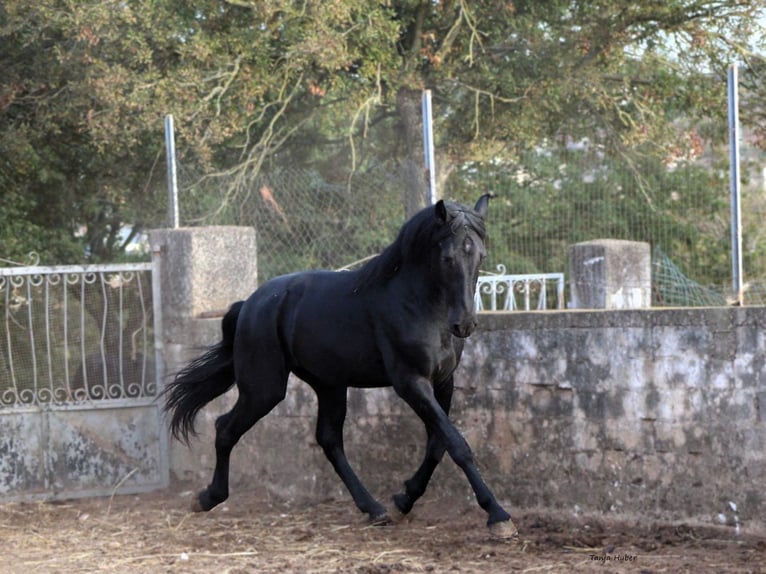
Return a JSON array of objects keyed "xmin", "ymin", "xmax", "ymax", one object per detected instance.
[
  {"xmin": 314, "ymin": 385, "xmax": 389, "ymax": 523},
  {"xmin": 392, "ymin": 376, "xmax": 453, "ymax": 515},
  {"xmin": 394, "ymin": 376, "xmax": 517, "ymax": 538}
]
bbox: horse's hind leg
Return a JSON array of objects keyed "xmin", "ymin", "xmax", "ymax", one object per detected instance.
[
  {"xmin": 194, "ymin": 369, "xmax": 288, "ymax": 512},
  {"xmin": 392, "ymin": 376, "xmax": 453, "ymax": 515},
  {"xmin": 314, "ymin": 386, "xmax": 388, "ymax": 523}
]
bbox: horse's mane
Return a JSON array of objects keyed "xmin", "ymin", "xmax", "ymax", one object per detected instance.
[{"xmin": 351, "ymin": 201, "xmax": 486, "ymax": 293}]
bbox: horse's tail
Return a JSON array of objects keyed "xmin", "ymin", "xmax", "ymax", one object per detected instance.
[{"xmin": 163, "ymin": 300, "xmax": 245, "ymax": 444}]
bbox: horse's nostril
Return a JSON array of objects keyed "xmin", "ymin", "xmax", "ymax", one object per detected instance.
[{"xmin": 451, "ymin": 321, "xmax": 475, "ymax": 338}]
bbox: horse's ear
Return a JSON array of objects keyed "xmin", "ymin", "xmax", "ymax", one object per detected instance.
[
  {"xmin": 474, "ymin": 193, "xmax": 495, "ymax": 217},
  {"xmin": 434, "ymin": 199, "xmax": 448, "ymax": 223}
]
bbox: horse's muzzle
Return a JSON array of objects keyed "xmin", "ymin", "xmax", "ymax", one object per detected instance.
[{"xmin": 450, "ymin": 317, "xmax": 477, "ymax": 338}]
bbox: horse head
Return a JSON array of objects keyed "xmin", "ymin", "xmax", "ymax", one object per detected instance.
[{"xmin": 433, "ymin": 194, "xmax": 492, "ymax": 338}]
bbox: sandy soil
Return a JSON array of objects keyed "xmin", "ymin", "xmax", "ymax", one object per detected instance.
[{"xmin": 2, "ymin": 487, "xmax": 764, "ymax": 573}]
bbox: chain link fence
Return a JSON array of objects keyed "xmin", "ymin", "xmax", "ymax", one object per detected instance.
[
  {"xmin": 178, "ymin": 162, "xmax": 409, "ymax": 280},
  {"xmin": 174, "ymin": 134, "xmax": 765, "ymax": 308},
  {"xmin": 2, "ymin": 144, "xmax": 735, "ymax": 304}
]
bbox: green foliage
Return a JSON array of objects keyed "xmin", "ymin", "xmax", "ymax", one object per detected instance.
[
  {"xmin": 1, "ymin": 0, "xmax": 765, "ymax": 284},
  {"xmin": 445, "ymin": 143, "xmax": 732, "ymax": 287}
]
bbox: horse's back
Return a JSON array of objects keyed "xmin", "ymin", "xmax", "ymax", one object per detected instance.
[
  {"xmin": 242, "ymin": 270, "xmax": 358, "ymax": 324},
  {"xmin": 236, "ymin": 270, "xmax": 388, "ymax": 387}
]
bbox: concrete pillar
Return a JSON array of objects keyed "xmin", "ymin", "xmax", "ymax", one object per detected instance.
[
  {"xmin": 150, "ymin": 224, "xmax": 257, "ymax": 372},
  {"xmin": 568, "ymin": 239, "xmax": 651, "ymax": 309},
  {"xmin": 148, "ymin": 226, "xmax": 257, "ymax": 483}
]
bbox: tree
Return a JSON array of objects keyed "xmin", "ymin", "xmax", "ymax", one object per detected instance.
[
  {"xmin": 1, "ymin": 0, "xmax": 764, "ymax": 266},
  {"xmin": 0, "ymin": 1, "xmax": 399, "ymax": 262}
]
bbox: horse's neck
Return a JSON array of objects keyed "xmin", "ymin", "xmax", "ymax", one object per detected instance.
[{"xmin": 387, "ymin": 266, "xmax": 446, "ymax": 316}]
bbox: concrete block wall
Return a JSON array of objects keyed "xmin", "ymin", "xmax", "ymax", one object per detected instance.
[
  {"xmin": 460, "ymin": 309, "xmax": 766, "ymax": 532},
  {"xmin": 169, "ymin": 306, "xmax": 766, "ymax": 534}
]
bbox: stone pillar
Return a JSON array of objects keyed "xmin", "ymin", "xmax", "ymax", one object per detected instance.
[
  {"xmin": 150, "ymin": 226, "xmax": 257, "ymax": 370},
  {"xmin": 568, "ymin": 239, "xmax": 650, "ymax": 309},
  {"xmin": 149, "ymin": 226, "xmax": 257, "ymax": 483}
]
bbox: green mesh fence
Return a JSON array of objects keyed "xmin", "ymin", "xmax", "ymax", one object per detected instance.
[{"xmin": 651, "ymin": 248, "xmax": 727, "ymax": 307}]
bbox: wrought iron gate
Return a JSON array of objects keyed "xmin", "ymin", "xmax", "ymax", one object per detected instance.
[{"xmin": 0, "ymin": 259, "xmax": 168, "ymax": 501}]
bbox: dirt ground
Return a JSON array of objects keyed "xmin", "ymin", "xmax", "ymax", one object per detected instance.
[{"xmin": 2, "ymin": 487, "xmax": 764, "ymax": 574}]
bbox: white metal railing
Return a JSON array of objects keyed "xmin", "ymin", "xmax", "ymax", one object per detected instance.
[
  {"xmin": 475, "ymin": 265, "xmax": 565, "ymax": 311},
  {"xmin": 0, "ymin": 261, "xmax": 157, "ymax": 407}
]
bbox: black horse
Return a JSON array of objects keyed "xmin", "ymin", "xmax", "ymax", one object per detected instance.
[{"xmin": 164, "ymin": 194, "xmax": 516, "ymax": 537}]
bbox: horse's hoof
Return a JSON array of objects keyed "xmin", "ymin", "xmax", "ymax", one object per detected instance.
[
  {"xmin": 369, "ymin": 512, "xmax": 394, "ymax": 526},
  {"xmin": 191, "ymin": 490, "xmax": 216, "ymax": 513},
  {"xmin": 488, "ymin": 518, "xmax": 519, "ymax": 541},
  {"xmin": 392, "ymin": 493, "xmax": 413, "ymax": 515},
  {"xmin": 388, "ymin": 505, "xmax": 407, "ymax": 523},
  {"xmin": 190, "ymin": 497, "xmax": 205, "ymax": 512}
]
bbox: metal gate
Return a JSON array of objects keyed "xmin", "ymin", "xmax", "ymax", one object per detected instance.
[{"xmin": 0, "ymin": 258, "xmax": 168, "ymax": 501}]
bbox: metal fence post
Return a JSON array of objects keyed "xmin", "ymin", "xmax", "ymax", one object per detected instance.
[
  {"xmin": 421, "ymin": 90, "xmax": 437, "ymax": 205},
  {"xmin": 164, "ymin": 114, "xmax": 180, "ymax": 229},
  {"xmin": 728, "ymin": 64, "xmax": 743, "ymax": 305}
]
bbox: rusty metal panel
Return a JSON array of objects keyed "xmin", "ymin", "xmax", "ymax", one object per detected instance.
[
  {"xmin": 1, "ymin": 402, "xmax": 168, "ymax": 501},
  {"xmin": 0, "ymin": 409, "xmax": 45, "ymax": 496},
  {"xmin": 46, "ymin": 403, "xmax": 166, "ymax": 497}
]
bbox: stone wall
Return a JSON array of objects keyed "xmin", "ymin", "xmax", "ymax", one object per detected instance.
[
  {"xmin": 150, "ymin": 225, "xmax": 257, "ymax": 374},
  {"xmin": 169, "ymin": 306, "xmax": 766, "ymax": 534},
  {"xmin": 460, "ymin": 309, "xmax": 766, "ymax": 533}
]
